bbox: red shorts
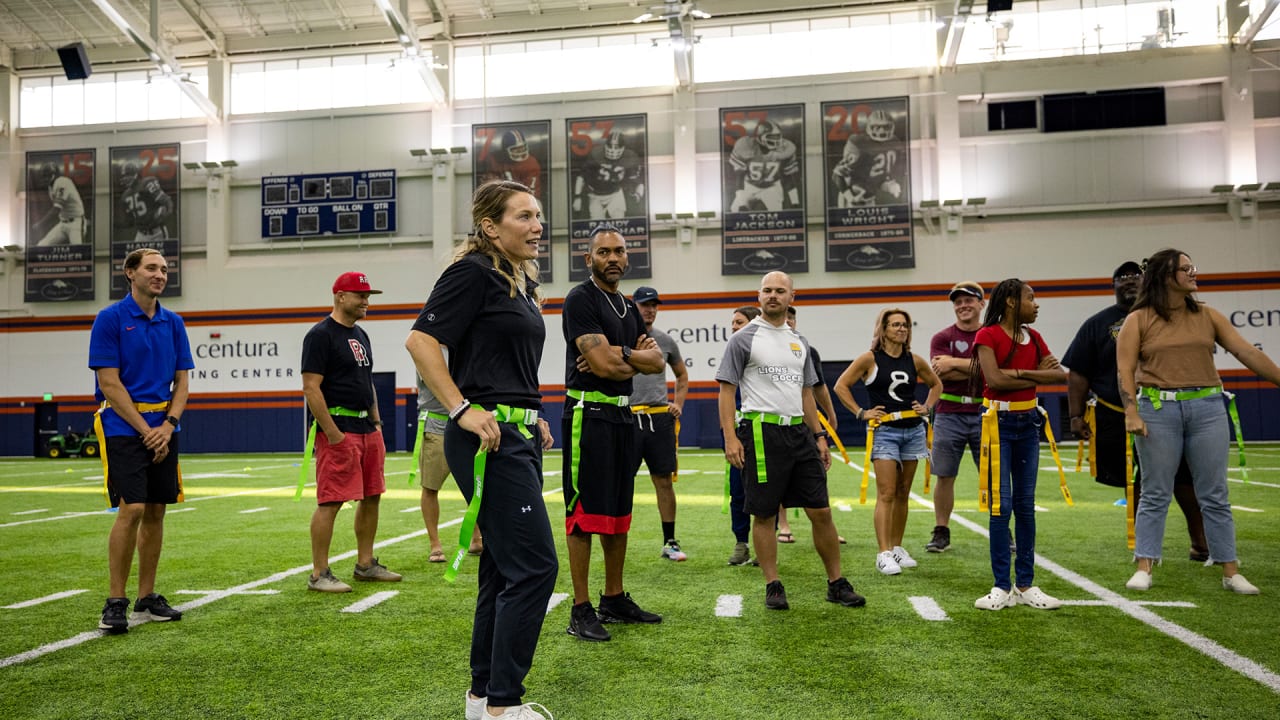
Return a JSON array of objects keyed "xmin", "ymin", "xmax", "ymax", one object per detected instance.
[{"xmin": 315, "ymin": 430, "xmax": 386, "ymax": 505}]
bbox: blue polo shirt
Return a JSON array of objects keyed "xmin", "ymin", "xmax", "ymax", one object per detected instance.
[{"xmin": 88, "ymin": 294, "xmax": 195, "ymax": 437}]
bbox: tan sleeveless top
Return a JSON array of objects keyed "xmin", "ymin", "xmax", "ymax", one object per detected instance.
[{"xmin": 1131, "ymin": 305, "xmax": 1220, "ymax": 389}]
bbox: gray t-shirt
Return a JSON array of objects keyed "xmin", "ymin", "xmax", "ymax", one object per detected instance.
[
  {"xmin": 716, "ymin": 317, "xmax": 817, "ymax": 419},
  {"xmin": 630, "ymin": 327, "xmax": 683, "ymax": 406},
  {"xmin": 415, "ymin": 376, "xmax": 448, "ymax": 435}
]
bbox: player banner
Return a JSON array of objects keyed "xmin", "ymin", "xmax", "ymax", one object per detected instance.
[
  {"xmin": 566, "ymin": 113, "xmax": 650, "ymax": 282},
  {"xmin": 473, "ymin": 120, "xmax": 553, "ymax": 282},
  {"xmin": 719, "ymin": 104, "xmax": 807, "ymax": 276},
  {"xmin": 24, "ymin": 149, "xmax": 95, "ymax": 302},
  {"xmin": 109, "ymin": 144, "xmax": 181, "ymax": 299},
  {"xmin": 822, "ymin": 97, "xmax": 915, "ymax": 271}
]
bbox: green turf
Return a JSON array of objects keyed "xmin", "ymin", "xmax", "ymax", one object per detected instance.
[{"xmin": 1, "ymin": 445, "xmax": 1278, "ymax": 719}]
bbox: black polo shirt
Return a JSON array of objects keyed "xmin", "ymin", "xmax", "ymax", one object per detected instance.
[
  {"xmin": 413, "ymin": 254, "xmax": 545, "ymax": 410},
  {"xmin": 562, "ymin": 278, "xmax": 646, "ymax": 398}
]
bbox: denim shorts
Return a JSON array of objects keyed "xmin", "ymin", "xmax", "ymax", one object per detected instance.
[
  {"xmin": 870, "ymin": 423, "xmax": 930, "ymax": 463},
  {"xmin": 930, "ymin": 412, "xmax": 983, "ymax": 477}
]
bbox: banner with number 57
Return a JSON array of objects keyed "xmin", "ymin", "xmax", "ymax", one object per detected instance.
[
  {"xmin": 718, "ymin": 104, "xmax": 807, "ymax": 276},
  {"xmin": 821, "ymin": 97, "xmax": 915, "ymax": 271},
  {"xmin": 565, "ymin": 113, "xmax": 650, "ymax": 282},
  {"xmin": 109, "ymin": 144, "xmax": 182, "ymax": 298}
]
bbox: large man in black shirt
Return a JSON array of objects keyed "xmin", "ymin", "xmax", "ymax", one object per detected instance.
[{"xmin": 562, "ymin": 225, "xmax": 665, "ymax": 642}]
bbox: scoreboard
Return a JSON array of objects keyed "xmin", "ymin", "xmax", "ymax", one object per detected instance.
[{"xmin": 261, "ymin": 169, "xmax": 396, "ymax": 238}]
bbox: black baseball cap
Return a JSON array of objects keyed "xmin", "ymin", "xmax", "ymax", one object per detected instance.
[
  {"xmin": 1112, "ymin": 261, "xmax": 1142, "ymax": 280},
  {"xmin": 633, "ymin": 286, "xmax": 661, "ymax": 304},
  {"xmin": 948, "ymin": 281, "xmax": 983, "ymax": 302}
]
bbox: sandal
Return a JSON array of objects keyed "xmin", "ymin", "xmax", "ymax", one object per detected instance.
[
  {"xmin": 838, "ymin": 536, "xmax": 847, "ymax": 545},
  {"xmin": 777, "ymin": 532, "xmax": 795, "ymax": 544},
  {"xmin": 428, "ymin": 549, "xmax": 446, "ymax": 563}
]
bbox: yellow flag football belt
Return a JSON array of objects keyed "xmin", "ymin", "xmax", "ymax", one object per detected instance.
[
  {"xmin": 94, "ymin": 400, "xmax": 182, "ymax": 507},
  {"xmin": 860, "ymin": 410, "xmax": 932, "ymax": 504},
  {"xmin": 978, "ymin": 399, "xmax": 1073, "ymax": 516}
]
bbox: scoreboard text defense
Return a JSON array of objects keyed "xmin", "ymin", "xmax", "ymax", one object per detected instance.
[{"xmin": 261, "ymin": 170, "xmax": 396, "ymax": 238}]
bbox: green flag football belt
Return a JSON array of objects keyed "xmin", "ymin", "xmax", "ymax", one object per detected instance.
[
  {"xmin": 938, "ymin": 392, "xmax": 983, "ymax": 405},
  {"xmin": 444, "ymin": 403, "xmax": 540, "ymax": 583},
  {"xmin": 565, "ymin": 388, "xmax": 629, "ymax": 511},
  {"xmin": 737, "ymin": 411, "xmax": 804, "ymax": 486}
]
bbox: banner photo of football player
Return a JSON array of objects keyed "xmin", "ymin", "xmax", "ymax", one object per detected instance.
[
  {"xmin": 822, "ymin": 97, "xmax": 915, "ymax": 271},
  {"xmin": 719, "ymin": 104, "xmax": 807, "ymax": 276},
  {"xmin": 473, "ymin": 120, "xmax": 553, "ymax": 282},
  {"xmin": 109, "ymin": 144, "xmax": 181, "ymax": 299},
  {"xmin": 566, "ymin": 114, "xmax": 650, "ymax": 282},
  {"xmin": 24, "ymin": 149, "xmax": 96, "ymax": 302}
]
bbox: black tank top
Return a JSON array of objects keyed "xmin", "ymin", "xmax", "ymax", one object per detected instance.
[{"xmin": 865, "ymin": 349, "xmax": 921, "ymax": 428}]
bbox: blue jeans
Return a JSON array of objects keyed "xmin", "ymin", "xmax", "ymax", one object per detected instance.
[
  {"xmin": 1133, "ymin": 391, "xmax": 1236, "ymax": 563},
  {"xmin": 988, "ymin": 410, "xmax": 1041, "ymax": 591}
]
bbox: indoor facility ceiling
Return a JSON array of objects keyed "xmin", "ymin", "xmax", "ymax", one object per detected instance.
[{"xmin": 0, "ymin": 0, "xmax": 916, "ymax": 72}]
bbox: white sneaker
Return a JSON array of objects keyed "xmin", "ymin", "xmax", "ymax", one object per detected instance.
[
  {"xmin": 974, "ymin": 587, "xmax": 1014, "ymax": 611},
  {"xmin": 1013, "ymin": 586, "xmax": 1062, "ymax": 610},
  {"xmin": 466, "ymin": 692, "xmax": 486, "ymax": 720},
  {"xmin": 485, "ymin": 702, "xmax": 554, "ymax": 719},
  {"xmin": 891, "ymin": 546, "xmax": 918, "ymax": 569},
  {"xmin": 875, "ymin": 550, "xmax": 902, "ymax": 575},
  {"xmin": 1223, "ymin": 574, "xmax": 1260, "ymax": 595},
  {"xmin": 1126, "ymin": 569, "xmax": 1153, "ymax": 591}
]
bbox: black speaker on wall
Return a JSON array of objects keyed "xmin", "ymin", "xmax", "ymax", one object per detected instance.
[
  {"xmin": 987, "ymin": 0, "xmax": 1014, "ymax": 12},
  {"xmin": 57, "ymin": 42, "xmax": 92, "ymax": 80}
]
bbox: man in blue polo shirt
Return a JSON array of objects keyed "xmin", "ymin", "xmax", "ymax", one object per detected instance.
[{"xmin": 89, "ymin": 248, "xmax": 194, "ymax": 635}]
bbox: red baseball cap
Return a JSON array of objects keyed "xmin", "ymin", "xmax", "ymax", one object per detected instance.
[{"xmin": 332, "ymin": 272, "xmax": 382, "ymax": 294}]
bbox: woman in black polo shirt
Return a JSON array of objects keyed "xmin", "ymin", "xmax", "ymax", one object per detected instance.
[{"xmin": 406, "ymin": 180, "xmax": 557, "ymax": 720}]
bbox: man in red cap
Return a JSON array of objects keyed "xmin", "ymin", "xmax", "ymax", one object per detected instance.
[{"xmin": 301, "ymin": 272, "xmax": 401, "ymax": 592}]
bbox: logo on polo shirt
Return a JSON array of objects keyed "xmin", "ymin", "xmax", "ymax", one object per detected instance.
[{"xmin": 789, "ymin": 342, "xmax": 802, "ymax": 359}]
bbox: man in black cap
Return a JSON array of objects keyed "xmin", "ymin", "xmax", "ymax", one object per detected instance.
[
  {"xmin": 1063, "ymin": 261, "xmax": 1207, "ymax": 558},
  {"xmin": 925, "ymin": 281, "xmax": 986, "ymax": 552},
  {"xmin": 630, "ymin": 286, "xmax": 690, "ymax": 561}
]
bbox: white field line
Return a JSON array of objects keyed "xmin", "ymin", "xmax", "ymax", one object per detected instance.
[
  {"xmin": 239, "ymin": 507, "xmax": 270, "ymax": 514},
  {"xmin": 0, "ymin": 486, "xmax": 565, "ymax": 669},
  {"xmin": 888, "ymin": 475, "xmax": 1280, "ymax": 694},
  {"xmin": 11, "ymin": 509, "xmax": 48, "ymax": 515},
  {"xmin": 1233, "ymin": 506, "xmax": 1264, "ymax": 513},
  {"xmin": 2, "ymin": 590, "xmax": 89, "ymax": 609},
  {"xmin": 0, "ymin": 482, "xmax": 303, "ymax": 529},
  {"xmin": 175, "ymin": 590, "xmax": 280, "ymax": 596},
  {"xmin": 715, "ymin": 594, "xmax": 743, "ymax": 618},
  {"xmin": 1062, "ymin": 600, "xmax": 1197, "ymax": 608},
  {"xmin": 0, "ymin": 480, "xmax": 101, "ymax": 494},
  {"xmin": 400, "ymin": 506, "xmax": 421, "ymax": 513},
  {"xmin": 907, "ymin": 596, "xmax": 949, "ymax": 621},
  {"xmin": 546, "ymin": 593, "xmax": 569, "ymax": 615},
  {"xmin": 341, "ymin": 591, "xmax": 398, "ymax": 613}
]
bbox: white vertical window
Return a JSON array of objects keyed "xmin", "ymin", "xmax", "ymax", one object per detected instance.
[
  {"xmin": 297, "ymin": 57, "xmax": 334, "ymax": 110},
  {"xmin": 84, "ymin": 73, "xmax": 117, "ymax": 124},
  {"xmin": 231, "ymin": 62, "xmax": 266, "ymax": 114},
  {"xmin": 263, "ymin": 59, "xmax": 299, "ymax": 113},
  {"xmin": 331, "ymin": 55, "xmax": 368, "ymax": 108},
  {"xmin": 20, "ymin": 77, "xmax": 53, "ymax": 128},
  {"xmin": 115, "ymin": 71, "xmax": 149, "ymax": 123},
  {"xmin": 50, "ymin": 77, "xmax": 85, "ymax": 126}
]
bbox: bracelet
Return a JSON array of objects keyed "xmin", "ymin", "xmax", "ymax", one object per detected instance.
[
  {"xmin": 813, "ymin": 431, "xmax": 826, "ymax": 440},
  {"xmin": 855, "ymin": 409, "xmax": 864, "ymax": 421},
  {"xmin": 372, "ymin": 419, "xmax": 383, "ymax": 427},
  {"xmin": 448, "ymin": 399, "xmax": 471, "ymax": 420}
]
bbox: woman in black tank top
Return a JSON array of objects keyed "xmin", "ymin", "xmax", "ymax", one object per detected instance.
[{"xmin": 833, "ymin": 309, "xmax": 941, "ymax": 576}]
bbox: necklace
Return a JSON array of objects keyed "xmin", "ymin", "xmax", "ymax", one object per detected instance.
[{"xmin": 591, "ymin": 278, "xmax": 627, "ymax": 320}]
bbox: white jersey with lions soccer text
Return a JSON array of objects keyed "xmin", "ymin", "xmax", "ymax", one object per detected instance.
[{"xmin": 716, "ymin": 317, "xmax": 817, "ymax": 419}]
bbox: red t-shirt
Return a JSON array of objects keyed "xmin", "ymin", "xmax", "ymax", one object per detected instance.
[{"xmin": 974, "ymin": 324, "xmax": 1050, "ymax": 403}]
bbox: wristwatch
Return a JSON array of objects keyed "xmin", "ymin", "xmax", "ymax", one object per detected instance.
[
  {"xmin": 621, "ymin": 346, "xmax": 633, "ymax": 362},
  {"xmin": 165, "ymin": 416, "xmax": 179, "ymax": 427}
]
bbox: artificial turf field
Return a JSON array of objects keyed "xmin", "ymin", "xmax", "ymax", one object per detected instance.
[{"xmin": 1, "ymin": 444, "xmax": 1278, "ymax": 719}]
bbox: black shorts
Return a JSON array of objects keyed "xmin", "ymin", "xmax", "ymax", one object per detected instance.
[
  {"xmin": 633, "ymin": 410, "xmax": 677, "ymax": 476},
  {"xmin": 738, "ymin": 422, "xmax": 829, "ymax": 517},
  {"xmin": 104, "ymin": 433, "xmax": 182, "ymax": 506},
  {"xmin": 563, "ymin": 402, "xmax": 636, "ymax": 536},
  {"xmin": 1094, "ymin": 404, "xmax": 1192, "ymax": 488}
]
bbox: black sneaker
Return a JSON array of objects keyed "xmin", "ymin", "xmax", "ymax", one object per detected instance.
[
  {"xmin": 765, "ymin": 580, "xmax": 789, "ymax": 610},
  {"xmin": 99, "ymin": 597, "xmax": 129, "ymax": 634},
  {"xmin": 598, "ymin": 592, "xmax": 662, "ymax": 624},
  {"xmin": 826, "ymin": 577, "xmax": 866, "ymax": 607},
  {"xmin": 925, "ymin": 525, "xmax": 951, "ymax": 553},
  {"xmin": 133, "ymin": 593, "xmax": 183, "ymax": 622},
  {"xmin": 566, "ymin": 601, "xmax": 611, "ymax": 642}
]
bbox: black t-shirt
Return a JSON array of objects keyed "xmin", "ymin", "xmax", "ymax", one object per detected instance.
[
  {"xmin": 1062, "ymin": 303, "xmax": 1128, "ymax": 407},
  {"xmin": 562, "ymin": 278, "xmax": 646, "ymax": 398},
  {"xmin": 412, "ymin": 254, "xmax": 545, "ymax": 409},
  {"xmin": 866, "ymin": 349, "xmax": 922, "ymax": 428},
  {"xmin": 300, "ymin": 317, "xmax": 377, "ymax": 433}
]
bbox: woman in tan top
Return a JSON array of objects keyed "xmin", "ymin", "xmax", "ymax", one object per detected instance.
[{"xmin": 1117, "ymin": 249, "xmax": 1280, "ymax": 595}]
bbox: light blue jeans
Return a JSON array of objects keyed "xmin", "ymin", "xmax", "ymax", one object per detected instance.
[{"xmin": 1133, "ymin": 390, "xmax": 1237, "ymax": 563}]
